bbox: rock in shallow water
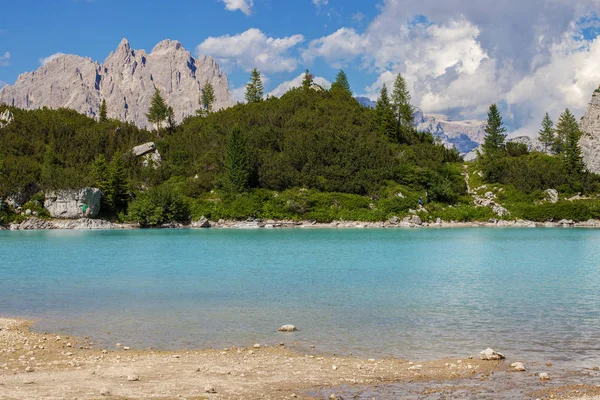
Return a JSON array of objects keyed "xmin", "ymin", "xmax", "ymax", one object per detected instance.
[
  {"xmin": 479, "ymin": 348, "xmax": 505, "ymax": 360},
  {"xmin": 278, "ymin": 324, "xmax": 297, "ymax": 332}
]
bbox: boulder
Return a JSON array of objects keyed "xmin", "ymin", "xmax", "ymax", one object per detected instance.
[
  {"xmin": 132, "ymin": 142, "xmax": 156, "ymax": 157},
  {"xmin": 510, "ymin": 362, "xmax": 526, "ymax": 371},
  {"xmin": 479, "ymin": 348, "xmax": 505, "ymax": 360},
  {"xmin": 44, "ymin": 188, "xmax": 102, "ymax": 219},
  {"xmin": 544, "ymin": 189, "xmax": 558, "ymax": 204},
  {"xmin": 192, "ymin": 218, "xmax": 211, "ymax": 228},
  {"xmin": 278, "ymin": 325, "xmax": 297, "ymax": 332}
]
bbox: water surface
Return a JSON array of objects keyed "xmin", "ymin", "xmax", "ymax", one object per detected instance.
[{"xmin": 1, "ymin": 228, "xmax": 599, "ymax": 370}]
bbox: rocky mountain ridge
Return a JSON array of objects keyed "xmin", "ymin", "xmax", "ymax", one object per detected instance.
[
  {"xmin": 580, "ymin": 88, "xmax": 600, "ymax": 174},
  {"xmin": 0, "ymin": 39, "xmax": 233, "ymax": 129}
]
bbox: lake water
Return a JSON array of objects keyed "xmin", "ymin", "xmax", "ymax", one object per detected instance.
[{"xmin": 1, "ymin": 228, "xmax": 600, "ymax": 370}]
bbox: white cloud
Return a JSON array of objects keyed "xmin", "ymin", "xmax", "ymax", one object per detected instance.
[
  {"xmin": 40, "ymin": 52, "xmax": 65, "ymax": 66},
  {"xmin": 312, "ymin": 0, "xmax": 328, "ymax": 7},
  {"xmin": 0, "ymin": 52, "xmax": 10, "ymax": 67},
  {"xmin": 268, "ymin": 73, "xmax": 331, "ymax": 98},
  {"xmin": 218, "ymin": 0, "xmax": 253, "ymax": 16},
  {"xmin": 307, "ymin": 0, "xmax": 600, "ymax": 134},
  {"xmin": 197, "ymin": 28, "xmax": 304, "ymax": 73},
  {"xmin": 230, "ymin": 85, "xmax": 247, "ymax": 103},
  {"xmin": 302, "ymin": 28, "xmax": 370, "ymax": 68}
]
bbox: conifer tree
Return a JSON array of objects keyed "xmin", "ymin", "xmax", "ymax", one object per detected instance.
[
  {"xmin": 200, "ymin": 80, "xmax": 216, "ymax": 115},
  {"xmin": 40, "ymin": 144, "xmax": 57, "ymax": 188},
  {"xmin": 556, "ymin": 109, "xmax": 585, "ymax": 175},
  {"xmin": 302, "ymin": 69, "xmax": 314, "ymax": 90},
  {"xmin": 166, "ymin": 106, "xmax": 176, "ymax": 132},
  {"xmin": 245, "ymin": 68, "xmax": 264, "ymax": 103},
  {"xmin": 105, "ymin": 152, "xmax": 129, "ymax": 213},
  {"xmin": 391, "ymin": 73, "xmax": 415, "ymax": 143},
  {"xmin": 482, "ymin": 103, "xmax": 507, "ymax": 155},
  {"xmin": 91, "ymin": 154, "xmax": 109, "ymax": 210},
  {"xmin": 538, "ymin": 112, "xmax": 555, "ymax": 153},
  {"xmin": 375, "ymin": 84, "xmax": 397, "ymax": 142},
  {"xmin": 331, "ymin": 70, "xmax": 351, "ymax": 95},
  {"xmin": 225, "ymin": 126, "xmax": 250, "ymax": 193},
  {"xmin": 99, "ymin": 99, "xmax": 108, "ymax": 123},
  {"xmin": 146, "ymin": 88, "xmax": 168, "ymax": 133}
]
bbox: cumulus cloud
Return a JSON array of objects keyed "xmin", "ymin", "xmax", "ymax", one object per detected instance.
[
  {"xmin": 40, "ymin": 52, "xmax": 65, "ymax": 66},
  {"xmin": 268, "ymin": 73, "xmax": 331, "ymax": 98},
  {"xmin": 218, "ymin": 0, "xmax": 253, "ymax": 16},
  {"xmin": 197, "ymin": 28, "xmax": 304, "ymax": 73},
  {"xmin": 307, "ymin": 0, "xmax": 600, "ymax": 134},
  {"xmin": 302, "ymin": 28, "xmax": 370, "ymax": 68},
  {"xmin": 0, "ymin": 52, "xmax": 10, "ymax": 67}
]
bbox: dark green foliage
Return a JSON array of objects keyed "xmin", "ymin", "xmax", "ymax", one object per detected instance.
[
  {"xmin": 166, "ymin": 106, "xmax": 176, "ymax": 133},
  {"xmin": 510, "ymin": 200, "xmax": 600, "ymax": 222},
  {"xmin": 146, "ymin": 88, "xmax": 168, "ymax": 132},
  {"xmin": 103, "ymin": 152, "xmax": 130, "ymax": 214},
  {"xmin": 375, "ymin": 84, "xmax": 397, "ymax": 142},
  {"xmin": 225, "ymin": 126, "xmax": 250, "ymax": 193},
  {"xmin": 127, "ymin": 185, "xmax": 190, "ymax": 226},
  {"xmin": 200, "ymin": 80, "xmax": 216, "ymax": 114},
  {"xmin": 557, "ymin": 109, "xmax": 585, "ymax": 176},
  {"xmin": 538, "ymin": 112, "xmax": 554, "ymax": 153},
  {"xmin": 506, "ymin": 142, "xmax": 529, "ymax": 157},
  {"xmin": 99, "ymin": 100, "xmax": 108, "ymax": 123},
  {"xmin": 392, "ymin": 73, "xmax": 415, "ymax": 143},
  {"xmin": 482, "ymin": 103, "xmax": 507, "ymax": 155},
  {"xmin": 245, "ymin": 68, "xmax": 264, "ymax": 103},
  {"xmin": 302, "ymin": 69, "xmax": 313, "ymax": 90},
  {"xmin": 331, "ymin": 70, "xmax": 352, "ymax": 95}
]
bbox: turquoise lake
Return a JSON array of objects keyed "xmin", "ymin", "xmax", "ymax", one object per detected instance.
[{"xmin": 1, "ymin": 228, "xmax": 600, "ymax": 368}]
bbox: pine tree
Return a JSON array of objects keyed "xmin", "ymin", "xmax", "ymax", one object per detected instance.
[
  {"xmin": 91, "ymin": 154, "xmax": 109, "ymax": 210},
  {"xmin": 482, "ymin": 103, "xmax": 507, "ymax": 155},
  {"xmin": 225, "ymin": 126, "xmax": 250, "ymax": 193},
  {"xmin": 146, "ymin": 88, "xmax": 168, "ymax": 133},
  {"xmin": 200, "ymin": 80, "xmax": 216, "ymax": 115},
  {"xmin": 375, "ymin": 84, "xmax": 397, "ymax": 142},
  {"xmin": 556, "ymin": 109, "xmax": 585, "ymax": 175},
  {"xmin": 105, "ymin": 152, "xmax": 129, "ymax": 213},
  {"xmin": 331, "ymin": 70, "xmax": 351, "ymax": 95},
  {"xmin": 391, "ymin": 73, "xmax": 415, "ymax": 143},
  {"xmin": 99, "ymin": 99, "xmax": 108, "ymax": 123},
  {"xmin": 166, "ymin": 106, "xmax": 176, "ymax": 132},
  {"xmin": 302, "ymin": 69, "xmax": 314, "ymax": 90},
  {"xmin": 538, "ymin": 112, "xmax": 555, "ymax": 153},
  {"xmin": 245, "ymin": 68, "xmax": 264, "ymax": 103},
  {"xmin": 40, "ymin": 144, "xmax": 57, "ymax": 188}
]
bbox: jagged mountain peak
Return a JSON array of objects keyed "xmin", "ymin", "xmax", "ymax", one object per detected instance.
[{"xmin": 0, "ymin": 38, "xmax": 233, "ymax": 129}]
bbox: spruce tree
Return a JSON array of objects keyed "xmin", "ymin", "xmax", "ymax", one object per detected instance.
[
  {"xmin": 538, "ymin": 112, "xmax": 555, "ymax": 153},
  {"xmin": 105, "ymin": 152, "xmax": 129, "ymax": 213},
  {"xmin": 99, "ymin": 99, "xmax": 108, "ymax": 123},
  {"xmin": 245, "ymin": 68, "xmax": 264, "ymax": 103},
  {"xmin": 391, "ymin": 73, "xmax": 415, "ymax": 143},
  {"xmin": 40, "ymin": 144, "xmax": 57, "ymax": 188},
  {"xmin": 225, "ymin": 126, "xmax": 250, "ymax": 193},
  {"xmin": 91, "ymin": 154, "xmax": 110, "ymax": 210},
  {"xmin": 200, "ymin": 80, "xmax": 216, "ymax": 114},
  {"xmin": 375, "ymin": 84, "xmax": 397, "ymax": 143},
  {"xmin": 146, "ymin": 88, "xmax": 168, "ymax": 133},
  {"xmin": 166, "ymin": 106, "xmax": 176, "ymax": 132},
  {"xmin": 482, "ymin": 103, "xmax": 507, "ymax": 155},
  {"xmin": 556, "ymin": 109, "xmax": 585, "ymax": 175},
  {"xmin": 302, "ymin": 69, "xmax": 314, "ymax": 90},
  {"xmin": 331, "ymin": 70, "xmax": 351, "ymax": 95}
]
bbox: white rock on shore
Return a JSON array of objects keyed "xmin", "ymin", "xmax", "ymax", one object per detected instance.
[
  {"xmin": 278, "ymin": 325, "xmax": 297, "ymax": 332},
  {"xmin": 479, "ymin": 348, "xmax": 505, "ymax": 360},
  {"xmin": 44, "ymin": 188, "xmax": 102, "ymax": 219}
]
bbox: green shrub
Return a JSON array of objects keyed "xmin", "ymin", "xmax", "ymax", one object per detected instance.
[{"xmin": 127, "ymin": 186, "xmax": 190, "ymax": 226}]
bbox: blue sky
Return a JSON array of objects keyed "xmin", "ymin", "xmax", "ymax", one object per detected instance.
[{"xmin": 2, "ymin": 0, "xmax": 600, "ymax": 135}]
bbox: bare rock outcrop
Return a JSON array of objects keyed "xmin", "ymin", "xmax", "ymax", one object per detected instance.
[
  {"xmin": 0, "ymin": 39, "xmax": 233, "ymax": 129},
  {"xmin": 0, "ymin": 109, "xmax": 14, "ymax": 128},
  {"xmin": 580, "ymin": 88, "xmax": 600, "ymax": 174},
  {"xmin": 44, "ymin": 188, "xmax": 102, "ymax": 219},
  {"xmin": 132, "ymin": 142, "xmax": 162, "ymax": 168}
]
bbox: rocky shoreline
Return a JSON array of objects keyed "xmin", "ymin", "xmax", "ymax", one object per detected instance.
[{"xmin": 2, "ymin": 216, "xmax": 600, "ymax": 231}]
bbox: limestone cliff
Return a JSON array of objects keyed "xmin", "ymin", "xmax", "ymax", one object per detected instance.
[
  {"xmin": 580, "ymin": 88, "xmax": 600, "ymax": 174},
  {"xmin": 0, "ymin": 39, "xmax": 233, "ymax": 129}
]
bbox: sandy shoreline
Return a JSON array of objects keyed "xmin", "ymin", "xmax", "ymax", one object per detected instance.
[
  {"xmin": 1, "ymin": 318, "xmax": 600, "ymax": 399},
  {"xmin": 2, "ymin": 216, "xmax": 600, "ymax": 231}
]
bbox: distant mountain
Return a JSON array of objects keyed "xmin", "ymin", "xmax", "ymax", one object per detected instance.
[
  {"xmin": 0, "ymin": 39, "xmax": 233, "ymax": 129},
  {"xmin": 355, "ymin": 96, "xmax": 485, "ymax": 153}
]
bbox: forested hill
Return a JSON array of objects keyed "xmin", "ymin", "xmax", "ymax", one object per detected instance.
[{"xmin": 0, "ymin": 84, "xmax": 466, "ymax": 225}]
